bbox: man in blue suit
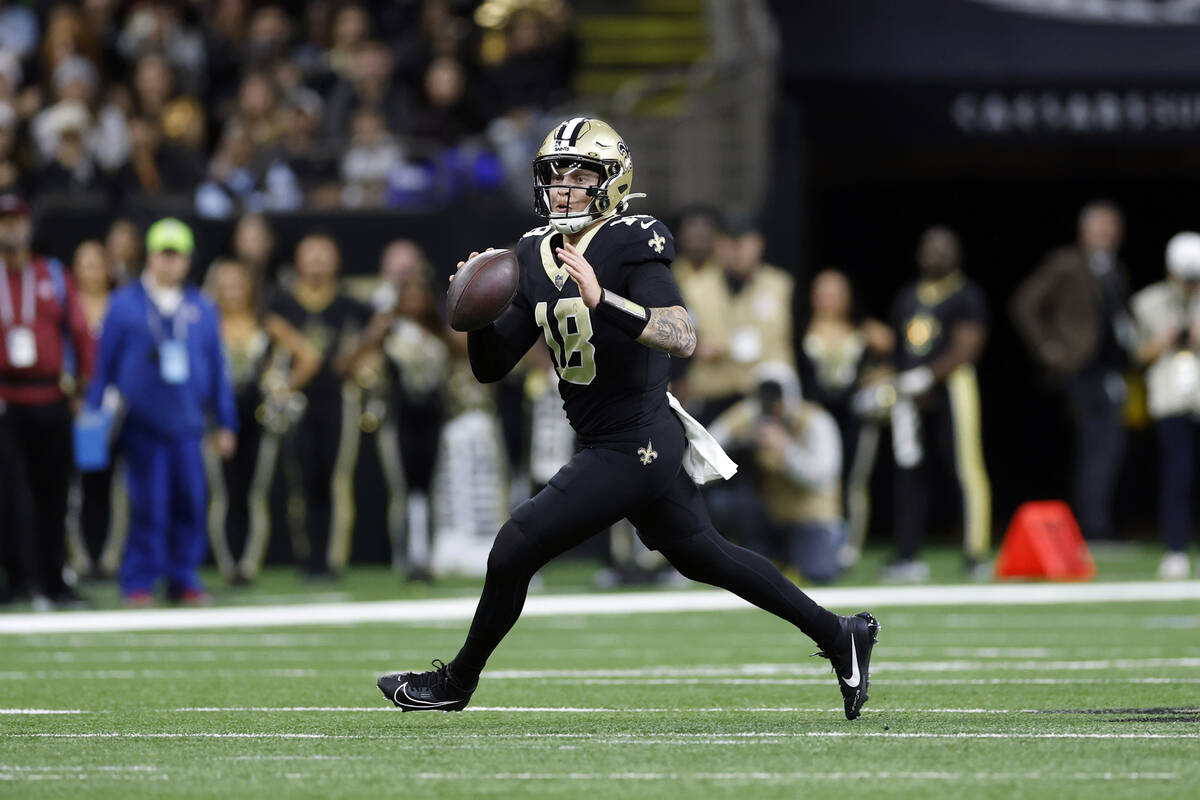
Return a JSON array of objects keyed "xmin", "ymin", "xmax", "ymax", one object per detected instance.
[{"xmin": 87, "ymin": 218, "xmax": 237, "ymax": 605}]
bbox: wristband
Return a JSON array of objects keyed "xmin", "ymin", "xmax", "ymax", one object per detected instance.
[{"xmin": 595, "ymin": 289, "xmax": 651, "ymax": 338}]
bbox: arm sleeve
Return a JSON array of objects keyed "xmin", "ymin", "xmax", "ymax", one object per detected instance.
[
  {"xmin": 781, "ymin": 409, "xmax": 842, "ymax": 489},
  {"xmin": 626, "ymin": 261, "xmax": 685, "ymax": 309},
  {"xmin": 467, "ymin": 293, "xmax": 540, "ymax": 383},
  {"xmin": 207, "ymin": 304, "xmax": 239, "ymax": 431},
  {"xmin": 1010, "ymin": 258, "xmax": 1059, "ymax": 352},
  {"xmin": 64, "ymin": 274, "xmax": 96, "ymax": 384},
  {"xmin": 85, "ymin": 302, "xmax": 121, "ymax": 410}
]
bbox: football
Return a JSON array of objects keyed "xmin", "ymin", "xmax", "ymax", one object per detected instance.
[{"xmin": 446, "ymin": 249, "xmax": 520, "ymax": 332}]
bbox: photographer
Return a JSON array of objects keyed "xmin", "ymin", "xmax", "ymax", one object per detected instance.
[
  {"xmin": 709, "ymin": 365, "xmax": 846, "ymax": 583},
  {"xmin": 1131, "ymin": 232, "xmax": 1200, "ymax": 580}
]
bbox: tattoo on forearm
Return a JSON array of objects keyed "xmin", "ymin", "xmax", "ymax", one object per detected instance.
[{"xmin": 639, "ymin": 306, "xmax": 697, "ymax": 357}]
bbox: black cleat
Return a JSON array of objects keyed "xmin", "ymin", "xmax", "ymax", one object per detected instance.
[
  {"xmin": 814, "ymin": 611, "xmax": 881, "ymax": 720},
  {"xmin": 377, "ymin": 659, "xmax": 476, "ymax": 712}
]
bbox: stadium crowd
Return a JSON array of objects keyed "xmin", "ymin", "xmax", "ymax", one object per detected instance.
[
  {"xmin": 1, "ymin": 2, "xmax": 1199, "ymax": 610},
  {"xmin": 0, "ymin": 0, "xmax": 575, "ymax": 214}
]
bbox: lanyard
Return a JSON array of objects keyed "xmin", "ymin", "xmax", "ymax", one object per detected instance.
[
  {"xmin": 146, "ymin": 297, "xmax": 188, "ymax": 344},
  {"xmin": 0, "ymin": 266, "xmax": 34, "ymax": 328}
]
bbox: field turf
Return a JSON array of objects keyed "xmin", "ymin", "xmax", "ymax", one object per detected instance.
[{"xmin": 2, "ymin": 546, "xmax": 1198, "ymax": 799}]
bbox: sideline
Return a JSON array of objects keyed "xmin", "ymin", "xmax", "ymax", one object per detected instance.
[{"xmin": 2, "ymin": 580, "xmax": 1198, "ymax": 635}]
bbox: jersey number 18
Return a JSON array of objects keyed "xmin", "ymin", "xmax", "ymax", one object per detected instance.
[{"xmin": 535, "ymin": 298, "xmax": 597, "ymax": 385}]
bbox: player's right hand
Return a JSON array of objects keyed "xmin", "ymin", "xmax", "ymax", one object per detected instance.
[{"xmin": 450, "ymin": 247, "xmax": 495, "ymax": 282}]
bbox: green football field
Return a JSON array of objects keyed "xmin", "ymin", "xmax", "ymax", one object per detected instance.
[{"xmin": 2, "ymin": 548, "xmax": 1198, "ymax": 799}]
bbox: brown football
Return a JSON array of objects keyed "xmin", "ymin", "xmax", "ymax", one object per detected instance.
[{"xmin": 446, "ymin": 249, "xmax": 520, "ymax": 332}]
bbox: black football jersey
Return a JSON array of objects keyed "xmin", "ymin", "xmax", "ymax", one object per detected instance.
[
  {"xmin": 268, "ymin": 290, "xmax": 371, "ymax": 403},
  {"xmin": 496, "ymin": 214, "xmax": 685, "ymax": 442},
  {"xmin": 890, "ymin": 273, "xmax": 988, "ymax": 372}
]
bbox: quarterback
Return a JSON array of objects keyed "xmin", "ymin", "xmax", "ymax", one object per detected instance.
[{"xmin": 377, "ymin": 118, "xmax": 880, "ymax": 719}]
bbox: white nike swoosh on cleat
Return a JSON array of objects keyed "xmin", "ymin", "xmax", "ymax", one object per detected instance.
[
  {"xmin": 841, "ymin": 636, "xmax": 861, "ymax": 689},
  {"xmin": 393, "ymin": 682, "xmax": 463, "ymax": 708}
]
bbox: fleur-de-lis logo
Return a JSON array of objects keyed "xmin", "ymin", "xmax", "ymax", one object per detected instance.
[
  {"xmin": 648, "ymin": 232, "xmax": 666, "ymax": 253},
  {"xmin": 637, "ymin": 440, "xmax": 658, "ymax": 465}
]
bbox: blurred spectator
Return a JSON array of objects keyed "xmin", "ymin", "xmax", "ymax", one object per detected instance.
[
  {"xmin": 875, "ymin": 226, "xmax": 990, "ymax": 582},
  {"xmin": 396, "ymin": 0, "xmax": 474, "ymax": 82},
  {"xmin": 0, "ymin": 102, "xmax": 19, "ymax": 194},
  {"xmin": 244, "ymin": 5, "xmax": 294, "ymax": 69},
  {"xmin": 194, "ymin": 122, "xmax": 302, "ymax": 218},
  {"xmin": 0, "ymin": 49, "xmax": 22, "ymax": 102},
  {"xmin": 479, "ymin": 4, "xmax": 575, "ymax": 118},
  {"xmin": 272, "ymin": 88, "xmax": 339, "ymax": 206},
  {"xmin": 343, "ymin": 240, "xmax": 450, "ymax": 579},
  {"xmin": 230, "ymin": 212, "xmax": 276, "ymax": 279},
  {"xmin": 72, "ymin": 240, "xmax": 112, "ymax": 349},
  {"xmin": 80, "ymin": 0, "xmax": 123, "ymax": 78},
  {"xmin": 233, "ymin": 72, "xmax": 285, "ymax": 152},
  {"xmin": 1011, "ymin": 201, "xmax": 1132, "ymax": 540},
  {"xmin": 203, "ymin": 0, "xmax": 249, "ymax": 111},
  {"xmin": 0, "ymin": 194, "xmax": 94, "ymax": 607},
  {"xmin": 266, "ymin": 234, "xmax": 371, "ymax": 578},
  {"xmin": 291, "ymin": 0, "xmax": 336, "ymax": 89},
  {"xmin": 409, "ymin": 57, "xmax": 483, "ymax": 146},
  {"xmin": 116, "ymin": 1, "xmax": 207, "ymax": 95},
  {"xmin": 799, "ymin": 269, "xmax": 893, "ymax": 565},
  {"xmin": 105, "ymin": 218, "xmax": 141, "ymax": 283},
  {"xmin": 0, "ymin": 2, "xmax": 39, "ymax": 60},
  {"xmin": 205, "ymin": 258, "xmax": 319, "ymax": 584},
  {"xmin": 86, "ymin": 218, "xmax": 237, "ymax": 606},
  {"xmin": 680, "ymin": 225, "xmax": 796, "ymax": 423},
  {"xmin": 341, "ymin": 107, "xmax": 403, "ymax": 208},
  {"xmin": 113, "ymin": 115, "xmax": 203, "ymax": 200},
  {"xmin": 131, "ymin": 52, "xmax": 174, "ymax": 119},
  {"xmin": 322, "ymin": 40, "xmax": 411, "ymax": 143},
  {"xmin": 31, "ymin": 107, "xmax": 102, "ymax": 195},
  {"xmin": 372, "ymin": 240, "xmax": 426, "ymax": 311},
  {"xmin": 69, "ymin": 240, "xmax": 116, "ymax": 580},
  {"xmin": 32, "ymin": 56, "xmax": 130, "ymax": 173},
  {"xmin": 327, "ymin": 3, "xmax": 371, "ymax": 83},
  {"xmin": 710, "ymin": 365, "xmax": 847, "ymax": 582},
  {"xmin": 673, "ymin": 207, "xmax": 722, "ymax": 283},
  {"xmin": 40, "ymin": 5, "xmax": 100, "ymax": 87},
  {"xmin": 1130, "ymin": 232, "xmax": 1200, "ymax": 580}
]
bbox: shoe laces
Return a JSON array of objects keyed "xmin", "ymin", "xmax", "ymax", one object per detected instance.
[
  {"xmin": 407, "ymin": 659, "xmax": 472, "ymax": 693},
  {"xmin": 407, "ymin": 659, "xmax": 453, "ymax": 690}
]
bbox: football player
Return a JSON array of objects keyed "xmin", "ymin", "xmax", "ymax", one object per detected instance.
[{"xmin": 377, "ymin": 118, "xmax": 880, "ymax": 719}]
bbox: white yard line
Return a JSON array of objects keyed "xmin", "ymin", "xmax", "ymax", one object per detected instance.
[
  {"xmin": 0, "ymin": 767, "xmax": 1179, "ymax": 782},
  {"xmin": 7, "ymin": 705, "xmax": 1190, "ymax": 715},
  {"xmin": 405, "ymin": 771, "xmax": 1179, "ymax": 781},
  {"xmin": 572, "ymin": 677, "xmax": 1200, "ymax": 685},
  {"xmin": 2, "ymin": 580, "xmax": 1198, "ymax": 634},
  {"xmin": 0, "ymin": 669, "xmax": 316, "ymax": 680},
  {"xmin": 0, "ymin": 657, "xmax": 1197, "ymax": 682},
  {"xmin": 159, "ymin": 705, "xmax": 1059, "ymax": 714},
  {"xmin": 4, "ymin": 731, "xmax": 1197, "ymax": 740}
]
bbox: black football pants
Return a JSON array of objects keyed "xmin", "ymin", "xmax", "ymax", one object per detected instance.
[
  {"xmin": 450, "ymin": 412, "xmax": 841, "ymax": 680},
  {"xmin": 0, "ymin": 400, "xmax": 72, "ymax": 596}
]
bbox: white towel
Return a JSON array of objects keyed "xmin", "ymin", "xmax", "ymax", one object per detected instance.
[{"xmin": 666, "ymin": 391, "xmax": 739, "ymax": 485}]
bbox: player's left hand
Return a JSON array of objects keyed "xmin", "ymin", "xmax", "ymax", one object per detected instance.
[{"xmin": 556, "ymin": 242, "xmax": 602, "ymax": 309}]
